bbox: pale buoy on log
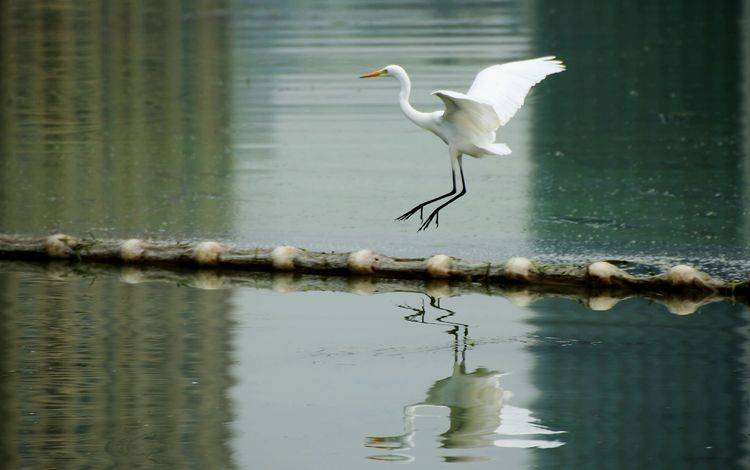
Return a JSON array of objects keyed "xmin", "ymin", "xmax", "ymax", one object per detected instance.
[
  {"xmin": 45, "ymin": 234, "xmax": 76, "ymax": 258},
  {"xmin": 271, "ymin": 245, "xmax": 300, "ymax": 271},
  {"xmin": 587, "ymin": 261, "xmax": 626, "ymax": 284},
  {"xmin": 193, "ymin": 241, "xmax": 224, "ymax": 265},
  {"xmin": 505, "ymin": 257, "xmax": 533, "ymax": 280},
  {"xmin": 120, "ymin": 239, "xmax": 145, "ymax": 262},
  {"xmin": 348, "ymin": 249, "xmax": 378, "ymax": 274},
  {"xmin": 426, "ymin": 254, "xmax": 452, "ymax": 278},
  {"xmin": 666, "ymin": 264, "xmax": 702, "ymax": 285}
]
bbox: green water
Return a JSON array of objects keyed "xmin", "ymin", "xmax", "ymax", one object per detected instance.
[
  {"xmin": 0, "ymin": 265, "xmax": 748, "ymax": 468},
  {"xmin": 1, "ymin": 0, "xmax": 749, "ymax": 277}
]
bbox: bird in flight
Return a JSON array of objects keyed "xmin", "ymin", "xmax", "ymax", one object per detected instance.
[{"xmin": 360, "ymin": 57, "xmax": 565, "ymax": 231}]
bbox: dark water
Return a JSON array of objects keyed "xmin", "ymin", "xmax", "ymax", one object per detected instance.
[
  {"xmin": 0, "ymin": 266, "xmax": 749, "ymax": 468},
  {"xmin": 1, "ymin": 1, "xmax": 749, "ymax": 277}
]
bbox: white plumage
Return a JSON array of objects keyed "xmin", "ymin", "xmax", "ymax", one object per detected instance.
[
  {"xmin": 467, "ymin": 57, "xmax": 565, "ymax": 127},
  {"xmin": 361, "ymin": 56, "xmax": 565, "ymax": 230}
]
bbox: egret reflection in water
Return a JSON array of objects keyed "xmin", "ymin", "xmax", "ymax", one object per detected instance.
[{"xmin": 366, "ymin": 297, "xmax": 564, "ymax": 461}]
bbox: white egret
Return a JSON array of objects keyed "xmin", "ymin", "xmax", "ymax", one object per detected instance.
[{"xmin": 360, "ymin": 57, "xmax": 565, "ymax": 231}]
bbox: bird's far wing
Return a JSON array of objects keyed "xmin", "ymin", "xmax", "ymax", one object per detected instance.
[
  {"xmin": 467, "ymin": 56, "xmax": 565, "ymax": 126},
  {"xmin": 432, "ymin": 90, "xmax": 501, "ymax": 132}
]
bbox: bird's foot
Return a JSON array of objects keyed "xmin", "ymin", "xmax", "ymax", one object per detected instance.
[
  {"xmin": 417, "ymin": 210, "xmax": 439, "ymax": 231},
  {"xmin": 395, "ymin": 205, "xmax": 424, "ymax": 222}
]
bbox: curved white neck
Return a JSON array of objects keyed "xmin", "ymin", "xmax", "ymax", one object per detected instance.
[{"xmin": 391, "ymin": 68, "xmax": 432, "ymax": 130}]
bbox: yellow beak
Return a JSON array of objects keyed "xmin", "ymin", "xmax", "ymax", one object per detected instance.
[{"xmin": 359, "ymin": 68, "xmax": 386, "ymax": 78}]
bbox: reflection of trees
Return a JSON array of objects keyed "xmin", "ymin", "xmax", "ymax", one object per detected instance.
[
  {"xmin": 526, "ymin": 298, "xmax": 748, "ymax": 468},
  {"xmin": 0, "ymin": 0, "xmax": 231, "ymax": 236},
  {"xmin": 528, "ymin": 2, "xmax": 744, "ymax": 250},
  {"xmin": 526, "ymin": 4, "xmax": 749, "ymax": 465},
  {"xmin": 0, "ymin": 270, "xmax": 233, "ymax": 468}
]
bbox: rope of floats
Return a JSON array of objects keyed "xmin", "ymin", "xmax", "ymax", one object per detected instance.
[{"xmin": 0, "ymin": 233, "xmax": 747, "ymax": 315}]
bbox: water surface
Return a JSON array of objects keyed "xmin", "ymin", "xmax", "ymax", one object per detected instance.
[
  {"xmin": 1, "ymin": 1, "xmax": 749, "ymax": 277},
  {"xmin": 1, "ymin": 265, "xmax": 748, "ymax": 468}
]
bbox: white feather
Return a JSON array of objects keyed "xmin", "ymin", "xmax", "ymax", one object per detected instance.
[
  {"xmin": 466, "ymin": 56, "xmax": 565, "ymax": 126},
  {"xmin": 427, "ymin": 57, "xmax": 564, "ymax": 158},
  {"xmin": 432, "ymin": 90, "xmax": 500, "ymax": 132}
]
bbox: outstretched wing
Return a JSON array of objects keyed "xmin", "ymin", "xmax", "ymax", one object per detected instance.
[
  {"xmin": 432, "ymin": 89, "xmax": 500, "ymax": 133},
  {"xmin": 467, "ymin": 56, "xmax": 565, "ymax": 126}
]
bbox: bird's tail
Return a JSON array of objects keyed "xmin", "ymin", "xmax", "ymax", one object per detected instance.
[{"xmin": 475, "ymin": 143, "xmax": 512, "ymax": 157}]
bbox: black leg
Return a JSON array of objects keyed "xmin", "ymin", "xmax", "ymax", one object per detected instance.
[
  {"xmin": 418, "ymin": 158, "xmax": 466, "ymax": 231},
  {"xmin": 395, "ymin": 164, "xmax": 457, "ymax": 222}
]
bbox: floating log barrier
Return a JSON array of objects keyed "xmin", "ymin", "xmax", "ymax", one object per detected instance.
[{"xmin": 0, "ymin": 233, "xmax": 748, "ymax": 313}]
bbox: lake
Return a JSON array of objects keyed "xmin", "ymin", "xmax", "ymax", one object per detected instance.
[
  {"xmin": 1, "ymin": 264, "xmax": 748, "ymax": 468},
  {"xmin": 1, "ymin": 0, "xmax": 749, "ymax": 468}
]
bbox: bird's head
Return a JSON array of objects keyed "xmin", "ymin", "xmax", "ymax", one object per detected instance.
[{"xmin": 359, "ymin": 65, "xmax": 403, "ymax": 79}]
